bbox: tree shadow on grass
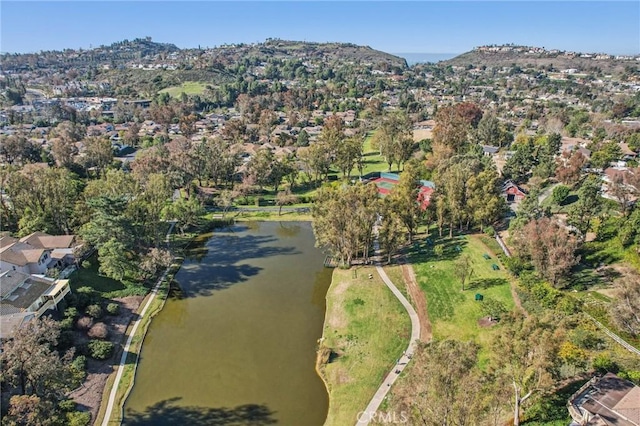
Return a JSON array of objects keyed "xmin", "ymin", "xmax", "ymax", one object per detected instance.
[
  {"xmin": 567, "ymin": 262, "xmax": 621, "ymax": 291},
  {"xmin": 123, "ymin": 398, "xmax": 277, "ymax": 426},
  {"xmin": 467, "ymin": 278, "xmax": 509, "ymax": 290},
  {"xmin": 579, "ymin": 242, "xmax": 625, "ymax": 268},
  {"xmin": 567, "ymin": 264, "xmax": 604, "ymax": 291},
  {"xmin": 410, "ymin": 236, "xmax": 468, "ymax": 262},
  {"xmin": 174, "ymin": 225, "xmax": 299, "ymax": 297}
]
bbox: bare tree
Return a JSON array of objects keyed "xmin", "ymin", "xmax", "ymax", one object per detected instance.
[
  {"xmin": 609, "ymin": 273, "xmax": 640, "ymax": 336},
  {"xmin": 276, "ymin": 189, "xmax": 298, "ymax": 216},
  {"xmin": 512, "ymin": 217, "xmax": 579, "ymax": 287}
]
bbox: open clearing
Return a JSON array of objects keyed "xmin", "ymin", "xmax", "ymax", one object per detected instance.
[
  {"xmin": 409, "ymin": 234, "xmax": 515, "ymax": 361},
  {"xmin": 412, "ymin": 128, "xmax": 432, "ymax": 141},
  {"xmin": 349, "ymin": 131, "xmax": 396, "ymax": 176},
  {"xmin": 159, "ymin": 81, "xmax": 207, "ymax": 97}
]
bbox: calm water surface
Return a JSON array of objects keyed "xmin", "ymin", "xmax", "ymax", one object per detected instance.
[{"xmin": 124, "ymin": 222, "xmax": 331, "ymax": 425}]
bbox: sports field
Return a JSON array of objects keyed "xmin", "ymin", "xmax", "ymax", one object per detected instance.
[{"xmin": 372, "ymin": 177, "xmax": 398, "ymax": 193}]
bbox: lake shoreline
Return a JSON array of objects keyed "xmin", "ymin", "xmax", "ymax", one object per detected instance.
[{"xmin": 122, "ymin": 221, "xmax": 331, "ymax": 425}]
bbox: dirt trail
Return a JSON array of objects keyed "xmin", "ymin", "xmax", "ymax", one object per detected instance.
[{"xmin": 400, "ymin": 261, "xmax": 432, "ymax": 342}]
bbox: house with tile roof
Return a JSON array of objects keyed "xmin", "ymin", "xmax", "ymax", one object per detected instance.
[
  {"xmin": 0, "ymin": 232, "xmax": 79, "ymax": 276},
  {"xmin": 568, "ymin": 373, "xmax": 640, "ymax": 426}
]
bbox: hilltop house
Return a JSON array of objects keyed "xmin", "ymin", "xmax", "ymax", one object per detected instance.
[
  {"xmin": 0, "ymin": 270, "xmax": 71, "ymax": 339},
  {"xmin": 568, "ymin": 373, "xmax": 640, "ymax": 426},
  {"xmin": 0, "ymin": 232, "xmax": 79, "ymax": 276}
]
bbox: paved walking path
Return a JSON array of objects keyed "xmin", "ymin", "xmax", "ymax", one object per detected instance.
[
  {"xmin": 101, "ymin": 221, "xmax": 176, "ymax": 426},
  {"xmin": 355, "ymin": 240, "xmax": 420, "ymax": 426}
]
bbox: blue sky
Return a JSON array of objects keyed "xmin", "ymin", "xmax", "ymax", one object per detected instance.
[{"xmin": 1, "ymin": 1, "xmax": 639, "ymax": 55}]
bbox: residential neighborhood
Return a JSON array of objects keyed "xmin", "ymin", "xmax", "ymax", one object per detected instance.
[{"xmin": 1, "ymin": 6, "xmax": 639, "ymax": 425}]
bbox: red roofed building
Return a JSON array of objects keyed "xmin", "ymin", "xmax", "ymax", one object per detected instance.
[
  {"xmin": 371, "ymin": 172, "xmax": 435, "ymax": 210},
  {"xmin": 502, "ymin": 180, "xmax": 528, "ymax": 203}
]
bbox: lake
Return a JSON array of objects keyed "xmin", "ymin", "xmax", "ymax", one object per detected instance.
[{"xmin": 124, "ymin": 221, "xmax": 332, "ymax": 425}]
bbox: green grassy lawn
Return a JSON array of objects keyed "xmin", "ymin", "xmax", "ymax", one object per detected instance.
[
  {"xmin": 319, "ymin": 267, "xmax": 410, "ymax": 426},
  {"xmin": 576, "ymin": 216, "xmax": 640, "ymax": 273},
  {"xmin": 233, "ymin": 210, "xmax": 313, "ymax": 222},
  {"xmin": 383, "ymin": 265, "xmax": 409, "ymax": 300},
  {"xmin": 409, "ymin": 234, "xmax": 515, "ymax": 360},
  {"xmin": 540, "ymin": 191, "xmax": 579, "ymax": 214},
  {"xmin": 69, "ymin": 254, "xmax": 126, "ymax": 294},
  {"xmin": 348, "ymin": 131, "xmax": 398, "ymax": 176},
  {"xmin": 158, "ymin": 81, "xmax": 207, "ymax": 97}
]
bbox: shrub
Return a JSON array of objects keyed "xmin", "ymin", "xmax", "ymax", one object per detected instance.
[
  {"xmin": 619, "ymin": 370, "xmax": 640, "ymax": 385},
  {"xmin": 66, "ymin": 411, "xmax": 91, "ymax": 426},
  {"xmin": 60, "ymin": 317, "xmax": 74, "ymax": 331},
  {"xmin": 64, "ymin": 307, "xmax": 79, "ymax": 319},
  {"xmin": 76, "ymin": 316, "xmax": 93, "ymax": 331},
  {"xmin": 570, "ymin": 328, "xmax": 604, "ymax": 350},
  {"xmin": 81, "ymin": 260, "xmax": 91, "ymax": 269},
  {"xmin": 75, "ymin": 287, "xmax": 99, "ymax": 310},
  {"xmin": 480, "ymin": 297, "xmax": 508, "ymax": 320},
  {"xmin": 592, "ymin": 353, "xmax": 618, "ymax": 373},
  {"xmin": 88, "ymin": 340, "xmax": 114, "ymax": 360},
  {"xmin": 483, "ymin": 226, "xmax": 496, "ymax": 237},
  {"xmin": 104, "ymin": 286, "xmax": 148, "ymax": 298},
  {"xmin": 58, "ymin": 399, "xmax": 76, "ymax": 412},
  {"xmin": 503, "ymin": 256, "xmax": 528, "ymax": 276},
  {"xmin": 106, "ymin": 303, "xmax": 120, "ymax": 315},
  {"xmin": 71, "ymin": 355, "xmax": 87, "ymax": 372},
  {"xmin": 556, "ymin": 295, "xmax": 581, "ymax": 314},
  {"xmin": 70, "ymin": 355, "xmax": 87, "ymax": 386},
  {"xmin": 85, "ymin": 304, "xmax": 103, "ymax": 319},
  {"xmin": 88, "ymin": 323, "xmax": 109, "ymax": 340}
]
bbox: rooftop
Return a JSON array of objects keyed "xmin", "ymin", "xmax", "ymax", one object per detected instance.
[
  {"xmin": 0, "ymin": 273, "xmax": 54, "ymax": 314},
  {"xmin": 570, "ymin": 373, "xmax": 640, "ymax": 426}
]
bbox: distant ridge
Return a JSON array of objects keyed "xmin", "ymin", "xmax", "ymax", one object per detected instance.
[
  {"xmin": 395, "ymin": 53, "xmax": 459, "ymax": 65},
  {"xmin": 1, "ymin": 38, "xmax": 408, "ymax": 72},
  {"xmin": 442, "ymin": 44, "xmax": 639, "ymax": 74}
]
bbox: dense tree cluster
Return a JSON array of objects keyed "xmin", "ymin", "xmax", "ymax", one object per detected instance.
[{"xmin": 1, "ymin": 318, "xmax": 89, "ymax": 426}]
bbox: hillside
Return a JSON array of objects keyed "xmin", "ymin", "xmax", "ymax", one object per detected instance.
[
  {"xmin": 0, "ymin": 38, "xmax": 180, "ymax": 71},
  {"xmin": 257, "ymin": 39, "xmax": 407, "ymax": 67},
  {"xmin": 0, "ymin": 38, "xmax": 407, "ymax": 73},
  {"xmin": 443, "ymin": 46, "xmax": 638, "ymax": 75}
]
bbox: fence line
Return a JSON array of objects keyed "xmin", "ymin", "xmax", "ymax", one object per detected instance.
[
  {"xmin": 495, "ymin": 234, "xmax": 511, "ymax": 257},
  {"xmin": 585, "ymin": 314, "xmax": 640, "ymax": 357}
]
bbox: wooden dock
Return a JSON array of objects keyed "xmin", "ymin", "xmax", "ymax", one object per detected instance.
[{"xmin": 323, "ymin": 256, "xmax": 339, "ymax": 268}]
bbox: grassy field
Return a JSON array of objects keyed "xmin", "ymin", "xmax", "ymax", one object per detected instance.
[
  {"xmin": 409, "ymin": 234, "xmax": 515, "ymax": 360},
  {"xmin": 69, "ymin": 254, "xmax": 127, "ymax": 294},
  {"xmin": 159, "ymin": 81, "xmax": 207, "ymax": 97},
  {"xmin": 348, "ymin": 131, "xmax": 397, "ymax": 176},
  {"xmin": 319, "ymin": 267, "xmax": 410, "ymax": 426},
  {"xmin": 233, "ymin": 210, "xmax": 313, "ymax": 222},
  {"xmin": 580, "ymin": 217, "xmax": 640, "ymax": 271}
]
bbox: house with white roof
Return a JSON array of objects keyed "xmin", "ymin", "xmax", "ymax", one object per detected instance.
[{"xmin": 0, "ymin": 270, "xmax": 71, "ymax": 339}]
